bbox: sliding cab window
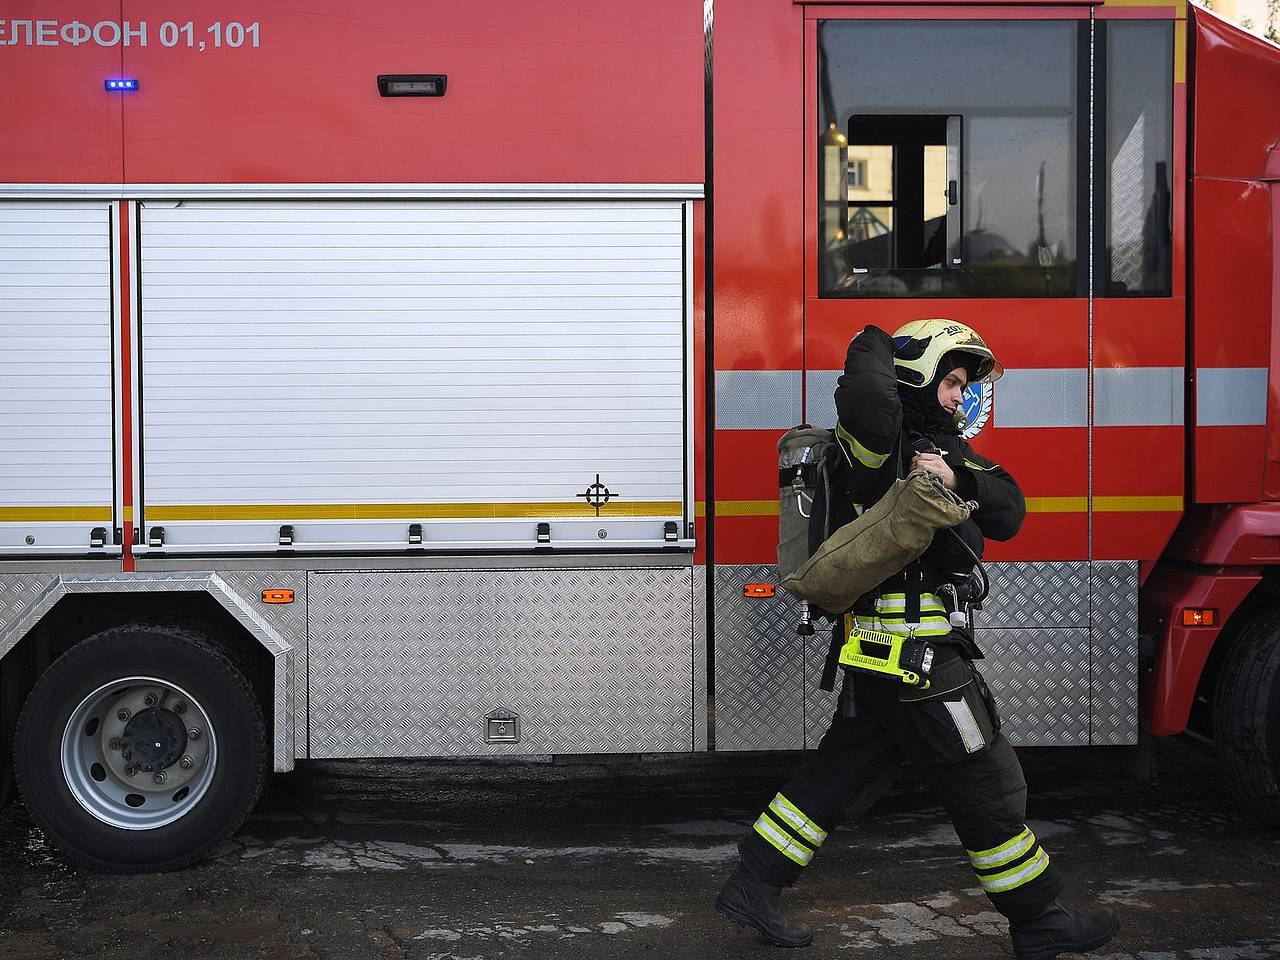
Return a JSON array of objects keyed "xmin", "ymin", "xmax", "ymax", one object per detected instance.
[
  {"xmin": 1100, "ymin": 20, "xmax": 1173, "ymax": 297},
  {"xmin": 818, "ymin": 20, "xmax": 1084, "ymax": 298}
]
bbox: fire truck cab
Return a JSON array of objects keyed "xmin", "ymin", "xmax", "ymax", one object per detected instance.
[{"xmin": 2, "ymin": 0, "xmax": 1280, "ymax": 871}]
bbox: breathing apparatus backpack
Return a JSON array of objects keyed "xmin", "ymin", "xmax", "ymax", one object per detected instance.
[{"xmin": 776, "ymin": 425, "xmax": 837, "ymax": 583}]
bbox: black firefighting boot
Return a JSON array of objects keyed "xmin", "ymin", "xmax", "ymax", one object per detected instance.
[
  {"xmin": 1009, "ymin": 899, "xmax": 1120, "ymax": 960},
  {"xmin": 715, "ymin": 862, "xmax": 814, "ymax": 947}
]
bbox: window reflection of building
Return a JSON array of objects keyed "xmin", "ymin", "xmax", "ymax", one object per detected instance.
[
  {"xmin": 816, "ymin": 19, "xmax": 1173, "ymax": 299},
  {"xmin": 847, "ymin": 158, "xmax": 868, "ymax": 189},
  {"xmin": 845, "ymin": 145, "xmax": 893, "ymax": 243}
]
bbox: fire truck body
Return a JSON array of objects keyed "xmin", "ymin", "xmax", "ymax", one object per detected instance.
[{"xmin": 2, "ymin": 0, "xmax": 1280, "ymax": 868}]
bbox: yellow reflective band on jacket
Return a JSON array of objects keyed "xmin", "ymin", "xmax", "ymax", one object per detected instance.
[
  {"xmin": 848, "ymin": 615, "xmax": 951, "ymax": 639},
  {"xmin": 977, "ymin": 847, "xmax": 1051, "ymax": 893},
  {"xmin": 875, "ymin": 593, "xmax": 946, "ymax": 615},
  {"xmin": 836, "ymin": 422, "xmax": 891, "ymax": 470},
  {"xmin": 962, "ymin": 458, "xmax": 1000, "ymax": 473},
  {"xmin": 871, "ymin": 591, "xmax": 951, "ymax": 638},
  {"xmin": 968, "ymin": 827, "xmax": 1036, "ymax": 868},
  {"xmin": 769, "ymin": 793, "xmax": 828, "ymax": 846},
  {"xmin": 753, "ymin": 813, "xmax": 814, "ymax": 866},
  {"xmin": 876, "ymin": 620, "xmax": 951, "ymax": 638}
]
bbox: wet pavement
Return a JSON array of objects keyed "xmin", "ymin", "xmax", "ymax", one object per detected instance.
[{"xmin": 1, "ymin": 736, "xmax": 1278, "ymax": 959}]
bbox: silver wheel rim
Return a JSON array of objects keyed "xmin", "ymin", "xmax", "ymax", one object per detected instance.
[{"xmin": 60, "ymin": 676, "xmax": 218, "ymax": 830}]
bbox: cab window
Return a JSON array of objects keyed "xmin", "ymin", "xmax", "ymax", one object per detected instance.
[{"xmin": 818, "ymin": 20, "xmax": 1085, "ymax": 298}]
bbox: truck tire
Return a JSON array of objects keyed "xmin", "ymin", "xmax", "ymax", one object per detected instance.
[
  {"xmin": 14, "ymin": 623, "xmax": 266, "ymax": 871},
  {"xmin": 0, "ymin": 655, "xmax": 23, "ymax": 810},
  {"xmin": 1214, "ymin": 609, "xmax": 1280, "ymax": 826}
]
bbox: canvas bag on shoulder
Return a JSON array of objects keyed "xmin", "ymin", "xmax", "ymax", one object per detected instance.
[{"xmin": 780, "ymin": 469, "xmax": 971, "ymax": 614}]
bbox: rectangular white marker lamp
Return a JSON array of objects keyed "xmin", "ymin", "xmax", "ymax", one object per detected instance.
[{"xmin": 377, "ymin": 74, "xmax": 447, "ymax": 97}]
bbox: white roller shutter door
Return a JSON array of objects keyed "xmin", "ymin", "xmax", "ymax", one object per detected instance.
[
  {"xmin": 138, "ymin": 200, "xmax": 691, "ymax": 553},
  {"xmin": 0, "ymin": 202, "xmax": 114, "ymax": 555}
]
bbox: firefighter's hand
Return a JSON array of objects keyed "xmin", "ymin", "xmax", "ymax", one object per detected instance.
[{"xmin": 911, "ymin": 453, "xmax": 957, "ymax": 491}]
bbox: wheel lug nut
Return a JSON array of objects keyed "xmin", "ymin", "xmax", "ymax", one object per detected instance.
[
  {"xmin": 143, "ymin": 694, "xmax": 158, "ymax": 707},
  {"xmin": 108, "ymin": 737, "xmax": 122, "ymax": 751},
  {"xmin": 173, "ymin": 701, "xmax": 186, "ymax": 714},
  {"xmin": 178, "ymin": 756, "xmax": 194, "ymax": 770},
  {"xmin": 117, "ymin": 708, "xmax": 131, "ymax": 721},
  {"xmin": 125, "ymin": 765, "xmax": 138, "ymax": 776},
  {"xmin": 153, "ymin": 771, "xmax": 167, "ymax": 785},
  {"xmin": 188, "ymin": 728, "xmax": 201, "ymax": 741}
]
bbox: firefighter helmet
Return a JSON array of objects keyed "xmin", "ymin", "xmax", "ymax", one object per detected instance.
[{"xmin": 891, "ymin": 319, "xmax": 1004, "ymax": 387}]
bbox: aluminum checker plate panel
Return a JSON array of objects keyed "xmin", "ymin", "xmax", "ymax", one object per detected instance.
[
  {"xmin": 979, "ymin": 562, "xmax": 1089, "ymax": 629},
  {"xmin": 717, "ymin": 563, "xmax": 1103, "ymax": 749},
  {"xmin": 694, "ymin": 564, "xmax": 709, "ymax": 751},
  {"xmin": 1090, "ymin": 560, "xmax": 1140, "ymax": 745},
  {"xmin": 306, "ymin": 567, "xmax": 695, "ymax": 758},
  {"xmin": 713, "ymin": 564, "xmax": 804, "ymax": 751},
  {"xmin": 215, "ymin": 570, "xmax": 309, "ymax": 764},
  {"xmin": 976, "ymin": 628, "xmax": 1091, "ymax": 746}
]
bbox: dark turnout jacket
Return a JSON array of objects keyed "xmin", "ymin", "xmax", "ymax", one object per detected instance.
[{"xmin": 829, "ymin": 325, "xmax": 1026, "ymax": 598}]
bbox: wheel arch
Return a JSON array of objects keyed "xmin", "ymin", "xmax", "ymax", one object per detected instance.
[
  {"xmin": 0, "ymin": 575, "xmax": 294, "ymax": 772},
  {"xmin": 1191, "ymin": 570, "xmax": 1280, "ymax": 732}
]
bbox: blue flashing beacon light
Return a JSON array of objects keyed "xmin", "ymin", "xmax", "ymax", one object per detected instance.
[{"xmin": 105, "ymin": 79, "xmax": 139, "ymax": 92}]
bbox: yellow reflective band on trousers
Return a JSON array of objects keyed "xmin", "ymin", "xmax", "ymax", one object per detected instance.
[
  {"xmin": 753, "ymin": 813, "xmax": 814, "ymax": 866},
  {"xmin": 967, "ymin": 827, "xmax": 1036, "ymax": 868},
  {"xmin": 966, "ymin": 827, "xmax": 1051, "ymax": 894},
  {"xmin": 768, "ymin": 793, "xmax": 828, "ymax": 847},
  {"xmin": 836, "ymin": 422, "xmax": 890, "ymax": 470},
  {"xmin": 977, "ymin": 847, "xmax": 1051, "ymax": 893}
]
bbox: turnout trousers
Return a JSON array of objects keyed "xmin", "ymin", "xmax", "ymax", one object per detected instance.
[{"xmin": 738, "ymin": 646, "xmax": 1064, "ymax": 923}]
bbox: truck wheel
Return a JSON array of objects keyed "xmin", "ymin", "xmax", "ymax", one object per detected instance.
[
  {"xmin": 1214, "ymin": 609, "xmax": 1280, "ymax": 826},
  {"xmin": 14, "ymin": 623, "xmax": 266, "ymax": 871}
]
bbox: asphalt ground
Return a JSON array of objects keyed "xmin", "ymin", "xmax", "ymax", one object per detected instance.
[{"xmin": 1, "ymin": 736, "xmax": 1278, "ymax": 959}]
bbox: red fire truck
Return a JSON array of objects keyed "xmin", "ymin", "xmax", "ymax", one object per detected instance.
[{"xmin": 1, "ymin": 0, "xmax": 1277, "ymax": 872}]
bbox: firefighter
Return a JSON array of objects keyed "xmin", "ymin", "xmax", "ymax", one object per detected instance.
[{"xmin": 715, "ymin": 319, "xmax": 1121, "ymax": 957}]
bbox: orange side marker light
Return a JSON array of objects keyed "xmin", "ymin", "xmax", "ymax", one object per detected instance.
[
  {"xmin": 1181, "ymin": 608, "xmax": 1217, "ymax": 627},
  {"xmin": 744, "ymin": 583, "xmax": 776, "ymax": 598},
  {"xmin": 262, "ymin": 589, "xmax": 295, "ymax": 604}
]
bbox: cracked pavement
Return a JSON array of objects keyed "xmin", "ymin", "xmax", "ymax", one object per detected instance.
[{"xmin": 1, "ymin": 737, "xmax": 1278, "ymax": 958}]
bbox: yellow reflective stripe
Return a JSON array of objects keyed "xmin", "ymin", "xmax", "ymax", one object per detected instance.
[
  {"xmin": 715, "ymin": 499, "xmax": 779, "ymax": 517},
  {"xmin": 835, "ymin": 422, "xmax": 891, "ymax": 470},
  {"xmin": 979, "ymin": 848, "xmax": 1050, "ymax": 893},
  {"xmin": 0, "ymin": 506, "xmax": 113, "ymax": 522},
  {"xmin": 876, "ymin": 616, "xmax": 950, "ymax": 628},
  {"xmin": 872, "ymin": 620, "xmax": 951, "ymax": 638},
  {"xmin": 770, "ymin": 794, "xmax": 828, "ymax": 845},
  {"xmin": 876, "ymin": 592, "xmax": 945, "ymax": 606},
  {"xmin": 1094, "ymin": 495, "xmax": 1184, "ymax": 513},
  {"xmin": 876, "ymin": 599, "xmax": 946, "ymax": 615},
  {"xmin": 967, "ymin": 827, "xmax": 1034, "ymax": 867},
  {"xmin": 711, "ymin": 497, "xmax": 1181, "ymax": 517},
  {"xmin": 145, "ymin": 501, "xmax": 683, "ymax": 521},
  {"xmin": 1025, "ymin": 497, "xmax": 1089, "ymax": 513},
  {"xmin": 962, "ymin": 459, "xmax": 999, "ymax": 473},
  {"xmin": 753, "ymin": 813, "xmax": 813, "ymax": 866}
]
